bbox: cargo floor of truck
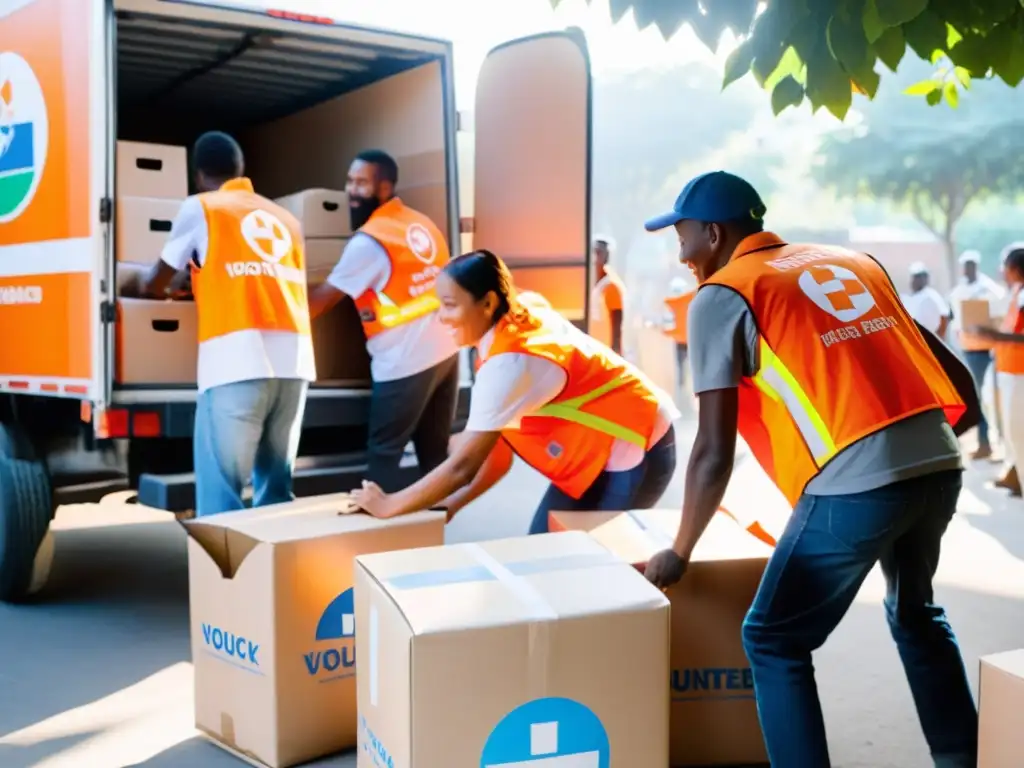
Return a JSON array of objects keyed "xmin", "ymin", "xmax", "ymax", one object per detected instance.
[{"xmin": 137, "ymin": 450, "xmax": 421, "ymax": 512}]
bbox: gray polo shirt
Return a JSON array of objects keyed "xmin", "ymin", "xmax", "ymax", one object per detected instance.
[{"xmin": 688, "ymin": 285, "xmax": 962, "ymax": 497}]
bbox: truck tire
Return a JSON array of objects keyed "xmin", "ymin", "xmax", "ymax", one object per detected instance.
[{"xmin": 0, "ymin": 456, "xmax": 54, "ymax": 603}]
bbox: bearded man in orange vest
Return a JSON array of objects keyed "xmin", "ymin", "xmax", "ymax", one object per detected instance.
[
  {"xmin": 308, "ymin": 150, "xmax": 460, "ymax": 492},
  {"xmin": 122, "ymin": 131, "xmax": 314, "ymax": 516},
  {"xmin": 641, "ymin": 171, "xmax": 982, "ymax": 768}
]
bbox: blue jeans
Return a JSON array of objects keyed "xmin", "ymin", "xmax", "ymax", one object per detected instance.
[
  {"xmin": 963, "ymin": 349, "xmax": 992, "ymax": 447},
  {"xmin": 193, "ymin": 378, "xmax": 308, "ymax": 517},
  {"xmin": 528, "ymin": 426, "xmax": 677, "ymax": 534},
  {"xmin": 741, "ymin": 470, "xmax": 977, "ymax": 768}
]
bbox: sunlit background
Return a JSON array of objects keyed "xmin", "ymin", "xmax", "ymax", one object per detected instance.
[{"xmin": 1, "ymin": 3, "xmax": 1023, "ymax": 765}]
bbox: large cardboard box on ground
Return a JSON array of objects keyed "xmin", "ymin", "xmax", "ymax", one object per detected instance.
[
  {"xmin": 116, "ymin": 298, "xmax": 198, "ymax": 385},
  {"xmin": 978, "ymin": 649, "xmax": 1024, "ymax": 767},
  {"xmin": 116, "ymin": 141, "xmax": 188, "ymax": 199},
  {"xmin": 550, "ymin": 509, "xmax": 771, "ymax": 767},
  {"xmin": 116, "ymin": 196, "xmax": 182, "ymax": 264},
  {"xmin": 277, "ymin": 189, "xmax": 350, "ymax": 238},
  {"xmin": 354, "ymin": 531, "xmax": 671, "ymax": 767},
  {"xmin": 184, "ymin": 497, "xmax": 446, "ymax": 768}
]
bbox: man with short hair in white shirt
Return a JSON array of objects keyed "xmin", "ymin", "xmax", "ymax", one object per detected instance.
[
  {"xmin": 902, "ymin": 262, "xmax": 951, "ymax": 338},
  {"xmin": 121, "ymin": 131, "xmax": 315, "ymax": 516},
  {"xmin": 308, "ymin": 150, "xmax": 460, "ymax": 492}
]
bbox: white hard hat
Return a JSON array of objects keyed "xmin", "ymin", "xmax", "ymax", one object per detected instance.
[
  {"xmin": 959, "ymin": 250, "xmax": 981, "ymax": 265},
  {"xmin": 669, "ymin": 277, "xmax": 688, "ymax": 295},
  {"xmin": 909, "ymin": 261, "xmax": 929, "ymax": 276}
]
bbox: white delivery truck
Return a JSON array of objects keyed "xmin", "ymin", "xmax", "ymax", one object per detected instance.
[{"xmin": 0, "ymin": 0, "xmax": 593, "ymax": 601}]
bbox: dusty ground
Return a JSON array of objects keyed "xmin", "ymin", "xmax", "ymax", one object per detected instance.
[{"xmin": 0, "ymin": 423, "xmax": 1020, "ymax": 767}]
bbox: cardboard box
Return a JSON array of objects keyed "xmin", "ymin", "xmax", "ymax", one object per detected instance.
[
  {"xmin": 307, "ymin": 272, "xmax": 371, "ymax": 384},
  {"xmin": 354, "ymin": 531, "xmax": 671, "ymax": 767},
  {"xmin": 305, "ymin": 237, "xmax": 346, "ymax": 272},
  {"xmin": 117, "ymin": 141, "xmax": 188, "ymax": 199},
  {"xmin": 549, "ymin": 509, "xmax": 771, "ymax": 767},
  {"xmin": 184, "ymin": 497, "xmax": 446, "ymax": 768},
  {"xmin": 960, "ymin": 298, "xmax": 996, "ymax": 329},
  {"xmin": 979, "ymin": 649, "xmax": 1024, "ymax": 767},
  {"xmin": 116, "ymin": 196, "xmax": 183, "ymax": 264},
  {"xmin": 116, "ymin": 298, "xmax": 197, "ymax": 385},
  {"xmin": 277, "ymin": 189, "xmax": 350, "ymax": 238}
]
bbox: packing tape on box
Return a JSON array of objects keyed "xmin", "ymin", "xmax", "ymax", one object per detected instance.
[
  {"xmin": 630, "ymin": 507, "xmax": 779, "ymax": 550},
  {"xmin": 625, "ymin": 510, "xmax": 675, "ymax": 548},
  {"xmin": 465, "ymin": 543, "xmax": 555, "ymax": 701},
  {"xmin": 385, "ymin": 547, "xmax": 620, "ymax": 700}
]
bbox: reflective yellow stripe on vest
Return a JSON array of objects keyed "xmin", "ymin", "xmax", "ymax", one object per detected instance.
[
  {"xmin": 534, "ymin": 375, "xmax": 648, "ymax": 447},
  {"xmin": 752, "ymin": 339, "xmax": 837, "ymax": 465}
]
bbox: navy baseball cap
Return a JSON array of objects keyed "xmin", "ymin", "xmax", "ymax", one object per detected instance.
[{"xmin": 644, "ymin": 171, "xmax": 767, "ymax": 232}]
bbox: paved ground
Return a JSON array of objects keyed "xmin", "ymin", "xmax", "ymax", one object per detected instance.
[{"xmin": 0, "ymin": 422, "xmax": 1021, "ymax": 768}]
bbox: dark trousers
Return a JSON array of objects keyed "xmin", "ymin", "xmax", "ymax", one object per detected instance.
[
  {"xmin": 366, "ymin": 354, "xmax": 460, "ymax": 492},
  {"xmin": 741, "ymin": 470, "xmax": 977, "ymax": 767},
  {"xmin": 963, "ymin": 349, "xmax": 992, "ymax": 447},
  {"xmin": 528, "ymin": 426, "xmax": 677, "ymax": 534}
]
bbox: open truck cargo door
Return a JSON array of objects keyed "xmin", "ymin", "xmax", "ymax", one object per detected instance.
[
  {"xmin": 0, "ymin": 0, "xmax": 109, "ymax": 404},
  {"xmin": 471, "ymin": 29, "xmax": 592, "ymax": 327}
]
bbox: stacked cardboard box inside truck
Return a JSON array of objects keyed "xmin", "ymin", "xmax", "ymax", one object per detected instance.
[
  {"xmin": 276, "ymin": 188, "xmax": 371, "ymax": 383},
  {"xmin": 115, "ymin": 141, "xmax": 197, "ymax": 385}
]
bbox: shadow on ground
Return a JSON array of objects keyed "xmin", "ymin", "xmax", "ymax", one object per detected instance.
[
  {"xmin": 0, "ymin": 511, "xmax": 1019, "ymax": 768},
  {"xmin": 960, "ymin": 462, "xmax": 1024, "ymax": 563}
]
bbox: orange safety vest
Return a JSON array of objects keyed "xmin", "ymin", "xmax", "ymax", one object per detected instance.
[
  {"xmin": 590, "ymin": 270, "xmax": 626, "ymax": 348},
  {"xmin": 704, "ymin": 232, "xmax": 966, "ymax": 507},
  {"xmin": 994, "ymin": 285, "xmax": 1024, "ymax": 374},
  {"xmin": 479, "ymin": 302, "xmax": 660, "ymax": 499},
  {"xmin": 190, "ymin": 178, "xmax": 311, "ymax": 344},
  {"xmin": 663, "ymin": 290, "xmax": 695, "ymax": 344},
  {"xmin": 355, "ymin": 197, "xmax": 449, "ymax": 338}
]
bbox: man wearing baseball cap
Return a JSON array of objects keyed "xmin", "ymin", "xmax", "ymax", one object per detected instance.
[{"xmin": 641, "ymin": 170, "xmax": 982, "ymax": 767}]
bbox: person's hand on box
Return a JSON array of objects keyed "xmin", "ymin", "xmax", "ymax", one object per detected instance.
[
  {"xmin": 645, "ymin": 548, "xmax": 688, "ymax": 589},
  {"xmin": 352, "ymin": 479, "xmax": 399, "ymax": 519}
]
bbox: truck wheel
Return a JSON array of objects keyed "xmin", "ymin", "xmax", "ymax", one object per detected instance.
[{"xmin": 0, "ymin": 456, "xmax": 55, "ymax": 603}]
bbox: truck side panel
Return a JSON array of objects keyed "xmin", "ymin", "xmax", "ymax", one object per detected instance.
[{"xmin": 0, "ymin": 0, "xmax": 107, "ymax": 402}]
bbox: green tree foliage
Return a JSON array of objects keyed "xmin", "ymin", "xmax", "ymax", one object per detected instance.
[
  {"xmin": 592, "ymin": 63, "xmax": 783, "ymax": 258},
  {"xmin": 815, "ymin": 60, "xmax": 1024, "ymax": 277},
  {"xmin": 551, "ymin": 0, "xmax": 1024, "ymax": 119}
]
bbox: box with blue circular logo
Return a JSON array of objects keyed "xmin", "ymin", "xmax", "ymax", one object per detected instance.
[
  {"xmin": 354, "ymin": 531, "xmax": 671, "ymax": 767},
  {"xmin": 183, "ymin": 495, "xmax": 445, "ymax": 767},
  {"xmin": 549, "ymin": 509, "xmax": 772, "ymax": 767}
]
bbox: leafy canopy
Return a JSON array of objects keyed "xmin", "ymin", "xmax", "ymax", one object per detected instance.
[
  {"xmin": 549, "ymin": 0, "xmax": 1024, "ymax": 119},
  {"xmin": 814, "ymin": 61, "xmax": 1024, "ymax": 275}
]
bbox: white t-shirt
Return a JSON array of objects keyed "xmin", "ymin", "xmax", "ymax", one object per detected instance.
[
  {"xmin": 160, "ymin": 196, "xmax": 316, "ymax": 393},
  {"xmin": 326, "ymin": 233, "xmax": 458, "ymax": 382},
  {"xmin": 466, "ymin": 312, "xmax": 679, "ymax": 472},
  {"xmin": 901, "ymin": 286, "xmax": 950, "ymax": 334}
]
